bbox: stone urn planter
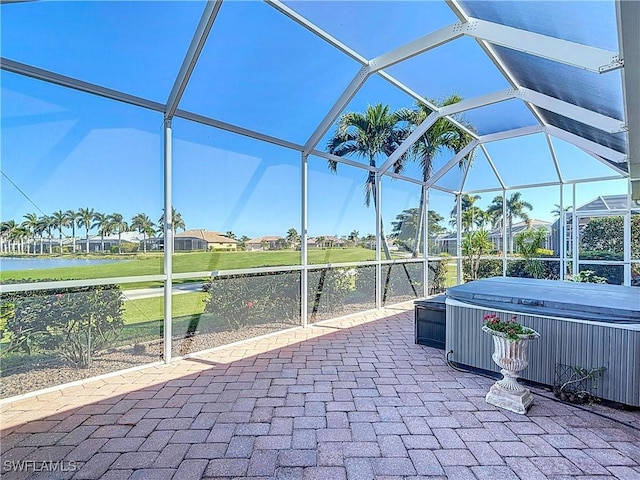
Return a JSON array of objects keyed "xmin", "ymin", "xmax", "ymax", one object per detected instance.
[{"xmin": 482, "ymin": 314, "xmax": 540, "ymax": 414}]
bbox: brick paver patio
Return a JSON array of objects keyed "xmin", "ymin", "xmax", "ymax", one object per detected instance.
[{"xmin": 1, "ymin": 303, "xmax": 639, "ymax": 479}]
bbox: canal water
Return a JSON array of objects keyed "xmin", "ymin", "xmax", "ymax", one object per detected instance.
[{"xmin": 0, "ymin": 257, "xmax": 125, "ymax": 271}]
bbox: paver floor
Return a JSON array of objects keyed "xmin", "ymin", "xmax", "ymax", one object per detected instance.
[{"xmin": 1, "ymin": 303, "xmax": 639, "ymax": 479}]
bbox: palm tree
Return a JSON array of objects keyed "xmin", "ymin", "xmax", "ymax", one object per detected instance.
[
  {"xmin": 108, "ymin": 213, "xmax": 129, "ymax": 254},
  {"xmin": 348, "ymin": 230, "xmax": 360, "ymax": 246},
  {"xmin": 551, "ymin": 204, "xmax": 571, "ymax": 217},
  {"xmin": 450, "ymin": 194, "xmax": 485, "ymax": 232},
  {"xmin": 92, "ymin": 212, "xmax": 112, "ymax": 253},
  {"xmin": 286, "ymin": 228, "xmax": 299, "ymax": 248},
  {"xmin": 487, "ymin": 192, "xmax": 533, "ymax": 253},
  {"xmin": 1, "ymin": 221, "xmax": 10, "ymax": 253},
  {"xmin": 64, "ymin": 209, "xmax": 80, "ymax": 253},
  {"xmin": 131, "ymin": 213, "xmax": 155, "ymax": 254},
  {"xmin": 39, "ymin": 215, "xmax": 54, "ymax": 254},
  {"xmin": 462, "ymin": 208, "xmax": 488, "ymax": 232},
  {"xmin": 158, "ymin": 208, "xmax": 186, "ymax": 235},
  {"xmin": 10, "ymin": 225, "xmax": 29, "ymax": 254},
  {"xmin": 401, "ymin": 95, "xmax": 476, "ymax": 256},
  {"xmin": 22, "ymin": 213, "xmax": 41, "ymax": 254},
  {"xmin": 1, "ymin": 220, "xmax": 18, "ymax": 253},
  {"xmin": 51, "ymin": 210, "xmax": 68, "ymax": 254},
  {"xmin": 225, "ymin": 231, "xmax": 236, "ymax": 240},
  {"xmin": 327, "ymin": 104, "xmax": 410, "ymax": 260},
  {"xmin": 77, "ymin": 208, "xmax": 95, "ymax": 253},
  {"xmin": 238, "ymin": 235, "xmax": 250, "ymax": 251}
]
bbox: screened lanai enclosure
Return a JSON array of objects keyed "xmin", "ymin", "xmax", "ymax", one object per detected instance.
[{"xmin": 1, "ymin": 0, "xmax": 639, "ymax": 398}]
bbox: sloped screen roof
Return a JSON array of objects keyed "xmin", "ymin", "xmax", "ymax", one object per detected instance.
[{"xmin": 1, "ymin": 0, "xmax": 637, "ymax": 198}]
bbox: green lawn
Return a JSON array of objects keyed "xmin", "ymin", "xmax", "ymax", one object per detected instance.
[
  {"xmin": 1, "ymin": 248, "xmax": 379, "ymax": 284},
  {"xmin": 123, "ymin": 292, "xmax": 209, "ymax": 324},
  {"xmin": 445, "ymin": 262, "xmax": 458, "ymax": 287}
]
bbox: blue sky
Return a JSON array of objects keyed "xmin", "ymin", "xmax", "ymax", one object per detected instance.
[{"xmin": 0, "ymin": 1, "xmax": 628, "ymax": 240}]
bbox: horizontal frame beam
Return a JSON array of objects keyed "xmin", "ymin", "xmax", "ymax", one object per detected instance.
[{"xmin": 1, "ymin": 58, "xmax": 165, "ymax": 112}]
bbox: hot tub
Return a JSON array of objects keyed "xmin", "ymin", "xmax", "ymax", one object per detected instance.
[{"xmin": 445, "ymin": 277, "xmax": 640, "ymax": 406}]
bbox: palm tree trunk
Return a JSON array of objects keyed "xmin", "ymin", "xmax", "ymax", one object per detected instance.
[
  {"xmin": 508, "ymin": 217, "xmax": 513, "ymax": 254},
  {"xmin": 86, "ymin": 231, "xmax": 90, "ymax": 253},
  {"xmin": 412, "ymin": 189, "xmax": 425, "ymax": 258},
  {"xmin": 379, "ymin": 221, "xmax": 392, "ymax": 260},
  {"xmin": 370, "ymin": 172, "xmax": 392, "ymax": 260}
]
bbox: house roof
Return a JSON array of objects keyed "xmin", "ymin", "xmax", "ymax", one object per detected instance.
[
  {"xmin": 310, "ymin": 235, "xmax": 343, "ymax": 242},
  {"xmin": 247, "ymin": 236, "xmax": 283, "ymax": 244},
  {"xmin": 67, "ymin": 231, "xmax": 145, "ymax": 244},
  {"xmin": 175, "ymin": 229, "xmax": 237, "ymax": 244}
]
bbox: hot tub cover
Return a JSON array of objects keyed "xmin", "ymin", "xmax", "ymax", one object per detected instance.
[{"xmin": 446, "ymin": 277, "xmax": 640, "ymax": 324}]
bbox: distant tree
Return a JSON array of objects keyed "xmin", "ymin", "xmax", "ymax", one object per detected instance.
[
  {"xmin": 77, "ymin": 208, "xmax": 95, "ymax": 253},
  {"xmin": 10, "ymin": 225, "xmax": 29, "ymax": 253},
  {"xmin": 286, "ymin": 228, "xmax": 299, "ymax": 248},
  {"xmin": 225, "ymin": 231, "xmax": 236, "ymax": 240},
  {"xmin": 158, "ymin": 208, "xmax": 185, "ymax": 234},
  {"xmin": 276, "ymin": 238, "xmax": 288, "ymax": 250},
  {"xmin": 348, "ymin": 230, "xmax": 360, "ymax": 246},
  {"xmin": 64, "ymin": 210, "xmax": 80, "ymax": 253},
  {"xmin": 21, "ymin": 213, "xmax": 41, "ymax": 254},
  {"xmin": 109, "ymin": 213, "xmax": 129, "ymax": 254},
  {"xmin": 92, "ymin": 212, "xmax": 112, "ymax": 253},
  {"xmin": 260, "ymin": 239, "xmax": 269, "ymax": 251},
  {"xmin": 131, "ymin": 213, "xmax": 155, "ymax": 254},
  {"xmin": 428, "ymin": 211, "xmax": 446, "ymax": 238},
  {"xmin": 362, "ymin": 233, "xmax": 375, "ymax": 248},
  {"xmin": 551, "ymin": 204, "xmax": 571, "ymax": 217},
  {"xmin": 238, "ymin": 235, "xmax": 250, "ymax": 251},
  {"xmin": 39, "ymin": 215, "xmax": 54, "ymax": 254},
  {"xmin": 1, "ymin": 220, "xmax": 18, "ymax": 253},
  {"xmin": 316, "ymin": 236, "xmax": 326, "ymax": 249},
  {"xmin": 51, "ymin": 210, "xmax": 68, "ymax": 253},
  {"xmin": 450, "ymin": 194, "xmax": 485, "ymax": 232},
  {"xmin": 487, "ymin": 192, "xmax": 533, "ymax": 253},
  {"xmin": 391, "ymin": 208, "xmax": 419, "ymax": 245}
]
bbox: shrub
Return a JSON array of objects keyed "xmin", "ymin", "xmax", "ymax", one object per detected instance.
[
  {"xmin": 1, "ymin": 279, "xmax": 124, "ymax": 368},
  {"xmin": 203, "ymin": 272, "xmax": 301, "ymax": 330},
  {"xmin": 568, "ymin": 270, "xmax": 607, "ymax": 284},
  {"xmin": 428, "ymin": 260, "xmax": 447, "ymax": 294},
  {"xmin": 514, "ymin": 228, "xmax": 548, "ymax": 279},
  {"xmin": 462, "ymin": 258, "xmax": 502, "ymax": 282},
  {"xmin": 462, "ymin": 230, "xmax": 494, "ymax": 281},
  {"xmin": 581, "ymin": 216, "xmax": 624, "ymax": 254}
]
